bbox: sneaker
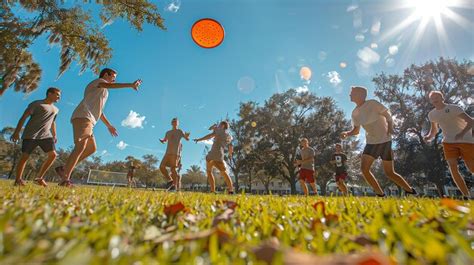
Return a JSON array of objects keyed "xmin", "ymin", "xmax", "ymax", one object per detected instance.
[
  {"xmin": 14, "ymin": 179, "xmax": 26, "ymax": 186},
  {"xmin": 165, "ymin": 181, "xmax": 175, "ymax": 191},
  {"xmin": 405, "ymin": 188, "xmax": 418, "ymax": 196},
  {"xmin": 58, "ymin": 179, "xmax": 74, "ymax": 188},
  {"xmin": 376, "ymin": 193, "xmax": 386, "ymax": 198},
  {"xmin": 228, "ymin": 191, "xmax": 235, "ymax": 195},
  {"xmin": 55, "ymin": 166, "xmax": 65, "ymax": 179},
  {"xmin": 34, "ymin": 178, "xmax": 48, "ymax": 187}
]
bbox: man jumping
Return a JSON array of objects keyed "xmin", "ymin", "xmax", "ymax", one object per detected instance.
[{"xmin": 55, "ymin": 68, "xmax": 141, "ymax": 186}]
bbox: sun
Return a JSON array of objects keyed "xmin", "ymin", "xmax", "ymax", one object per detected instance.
[{"xmin": 412, "ymin": 0, "xmax": 449, "ymax": 19}]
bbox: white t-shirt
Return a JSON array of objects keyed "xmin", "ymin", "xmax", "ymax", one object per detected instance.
[
  {"xmin": 428, "ymin": 104, "xmax": 474, "ymax": 144},
  {"xmin": 71, "ymin": 78, "xmax": 109, "ymax": 125},
  {"xmin": 352, "ymin": 99, "xmax": 392, "ymax": 144}
]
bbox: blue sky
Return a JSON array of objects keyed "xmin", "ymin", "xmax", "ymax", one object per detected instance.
[{"xmin": 1, "ymin": 0, "xmax": 473, "ymax": 171}]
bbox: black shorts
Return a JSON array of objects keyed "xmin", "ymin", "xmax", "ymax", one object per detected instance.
[
  {"xmin": 363, "ymin": 141, "xmax": 393, "ymax": 161},
  {"xmin": 21, "ymin": 138, "xmax": 55, "ymax": 154}
]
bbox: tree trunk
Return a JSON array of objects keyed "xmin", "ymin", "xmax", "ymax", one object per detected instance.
[{"xmin": 8, "ymin": 156, "xmax": 17, "ymax": 179}]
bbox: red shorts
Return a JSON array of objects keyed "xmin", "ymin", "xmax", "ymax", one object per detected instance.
[
  {"xmin": 299, "ymin": 168, "xmax": 315, "ymax": 183},
  {"xmin": 335, "ymin": 172, "xmax": 348, "ymax": 182}
]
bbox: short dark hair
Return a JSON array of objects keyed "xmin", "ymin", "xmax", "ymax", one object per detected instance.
[
  {"xmin": 46, "ymin": 87, "xmax": 61, "ymax": 97},
  {"xmin": 99, "ymin": 68, "xmax": 117, "ymax": 78},
  {"xmin": 220, "ymin": 121, "xmax": 229, "ymax": 129}
]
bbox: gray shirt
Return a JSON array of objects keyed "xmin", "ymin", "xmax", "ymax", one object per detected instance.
[
  {"xmin": 22, "ymin": 100, "xmax": 59, "ymax": 140},
  {"xmin": 300, "ymin": 147, "xmax": 315, "ymax": 170},
  {"xmin": 165, "ymin": 129, "xmax": 185, "ymax": 155},
  {"xmin": 207, "ymin": 128, "xmax": 233, "ymax": 162}
]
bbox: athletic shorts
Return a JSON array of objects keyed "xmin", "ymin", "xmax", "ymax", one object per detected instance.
[
  {"xmin": 335, "ymin": 172, "xmax": 348, "ymax": 182},
  {"xmin": 161, "ymin": 154, "xmax": 179, "ymax": 168},
  {"xmin": 206, "ymin": 159, "xmax": 227, "ymax": 172},
  {"xmin": 22, "ymin": 138, "xmax": 55, "ymax": 154},
  {"xmin": 72, "ymin": 118, "xmax": 94, "ymax": 143},
  {"xmin": 363, "ymin": 141, "xmax": 393, "ymax": 161},
  {"xmin": 442, "ymin": 142, "xmax": 474, "ymax": 162},
  {"xmin": 299, "ymin": 168, "xmax": 315, "ymax": 183}
]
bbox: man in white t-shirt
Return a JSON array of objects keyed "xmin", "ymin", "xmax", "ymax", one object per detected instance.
[
  {"xmin": 55, "ymin": 68, "xmax": 142, "ymax": 187},
  {"xmin": 424, "ymin": 91, "xmax": 473, "ymax": 197},
  {"xmin": 341, "ymin": 86, "xmax": 416, "ymax": 197}
]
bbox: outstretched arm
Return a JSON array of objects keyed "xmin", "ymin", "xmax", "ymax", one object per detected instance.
[
  {"xmin": 100, "ymin": 113, "xmax": 118, "ymax": 137},
  {"xmin": 99, "ymin": 79, "xmax": 142, "ymax": 91},
  {"xmin": 11, "ymin": 109, "xmax": 32, "ymax": 143},
  {"xmin": 194, "ymin": 132, "xmax": 215, "ymax": 143}
]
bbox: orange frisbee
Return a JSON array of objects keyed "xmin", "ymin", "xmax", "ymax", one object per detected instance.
[{"xmin": 191, "ymin": 18, "xmax": 225, "ymax": 49}]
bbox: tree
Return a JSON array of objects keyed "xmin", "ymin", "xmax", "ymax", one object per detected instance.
[
  {"xmin": 372, "ymin": 57, "xmax": 473, "ymax": 196},
  {"xmin": 1, "ymin": 0, "xmax": 165, "ymax": 96},
  {"xmin": 240, "ymin": 89, "xmax": 351, "ymax": 194},
  {"xmin": 182, "ymin": 165, "xmax": 207, "ymax": 189}
]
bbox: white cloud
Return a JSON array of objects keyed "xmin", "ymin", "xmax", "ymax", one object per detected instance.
[
  {"xmin": 355, "ymin": 34, "xmax": 365, "ymax": 42},
  {"xmin": 116, "ymin": 141, "xmax": 128, "ymax": 150},
  {"xmin": 389, "ymin": 45, "xmax": 399, "ymax": 55},
  {"xmin": 371, "ymin": 19, "xmax": 381, "ymax": 35},
  {"xmin": 151, "ymin": 125, "xmax": 156, "ymax": 129},
  {"xmin": 357, "ymin": 47, "xmax": 380, "ymax": 65},
  {"xmin": 292, "ymin": 85, "xmax": 310, "ymax": 94},
  {"xmin": 100, "ymin": 150, "xmax": 108, "ymax": 155},
  {"xmin": 121, "ymin": 110, "xmax": 146, "ymax": 129},
  {"xmin": 165, "ymin": 0, "xmax": 181, "ymax": 13},
  {"xmin": 370, "ymin": 43, "xmax": 378, "ymax": 49},
  {"xmin": 318, "ymin": 51, "xmax": 327, "ymax": 62},
  {"xmin": 346, "ymin": 4, "xmax": 358, "ymax": 12},
  {"xmin": 327, "ymin": 71, "xmax": 342, "ymax": 87}
]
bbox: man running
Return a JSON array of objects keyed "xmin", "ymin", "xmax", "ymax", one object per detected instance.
[
  {"xmin": 55, "ymin": 68, "xmax": 142, "ymax": 186},
  {"xmin": 294, "ymin": 138, "xmax": 318, "ymax": 195},
  {"xmin": 127, "ymin": 161, "xmax": 139, "ymax": 187},
  {"xmin": 194, "ymin": 121, "xmax": 234, "ymax": 194},
  {"xmin": 10, "ymin": 87, "xmax": 61, "ymax": 187},
  {"xmin": 341, "ymin": 86, "xmax": 416, "ymax": 197},
  {"xmin": 424, "ymin": 91, "xmax": 473, "ymax": 197},
  {"xmin": 159, "ymin": 118, "xmax": 190, "ymax": 191},
  {"xmin": 330, "ymin": 143, "xmax": 348, "ymax": 195}
]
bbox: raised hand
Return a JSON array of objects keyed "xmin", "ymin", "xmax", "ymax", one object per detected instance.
[
  {"xmin": 107, "ymin": 125, "xmax": 118, "ymax": 137},
  {"xmin": 132, "ymin": 79, "xmax": 142, "ymax": 91}
]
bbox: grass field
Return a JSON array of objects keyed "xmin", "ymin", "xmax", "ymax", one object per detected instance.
[{"xmin": 0, "ymin": 180, "xmax": 473, "ymax": 265}]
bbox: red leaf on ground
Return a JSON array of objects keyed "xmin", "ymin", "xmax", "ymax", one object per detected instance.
[{"xmin": 164, "ymin": 202, "xmax": 186, "ymax": 216}]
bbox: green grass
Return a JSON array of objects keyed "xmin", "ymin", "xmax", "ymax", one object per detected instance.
[{"xmin": 0, "ymin": 180, "xmax": 473, "ymax": 265}]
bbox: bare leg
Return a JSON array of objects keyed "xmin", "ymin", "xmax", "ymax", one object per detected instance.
[
  {"xmin": 446, "ymin": 159, "xmax": 471, "ymax": 197},
  {"xmin": 337, "ymin": 180, "xmax": 348, "ymax": 194},
  {"xmin": 206, "ymin": 161, "xmax": 216, "ymax": 192},
  {"xmin": 218, "ymin": 169, "xmax": 234, "ymax": 193},
  {"xmin": 308, "ymin": 182, "xmax": 318, "ymax": 195},
  {"xmin": 35, "ymin": 151, "xmax": 57, "ymax": 186},
  {"xmin": 160, "ymin": 163, "xmax": 173, "ymax": 183},
  {"xmin": 299, "ymin": 179, "xmax": 309, "ymax": 195},
  {"xmin": 15, "ymin": 153, "xmax": 30, "ymax": 184},
  {"xmin": 63, "ymin": 137, "xmax": 96, "ymax": 181},
  {"xmin": 360, "ymin": 154, "xmax": 384, "ymax": 196},
  {"xmin": 382, "ymin": 160, "xmax": 414, "ymax": 193}
]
